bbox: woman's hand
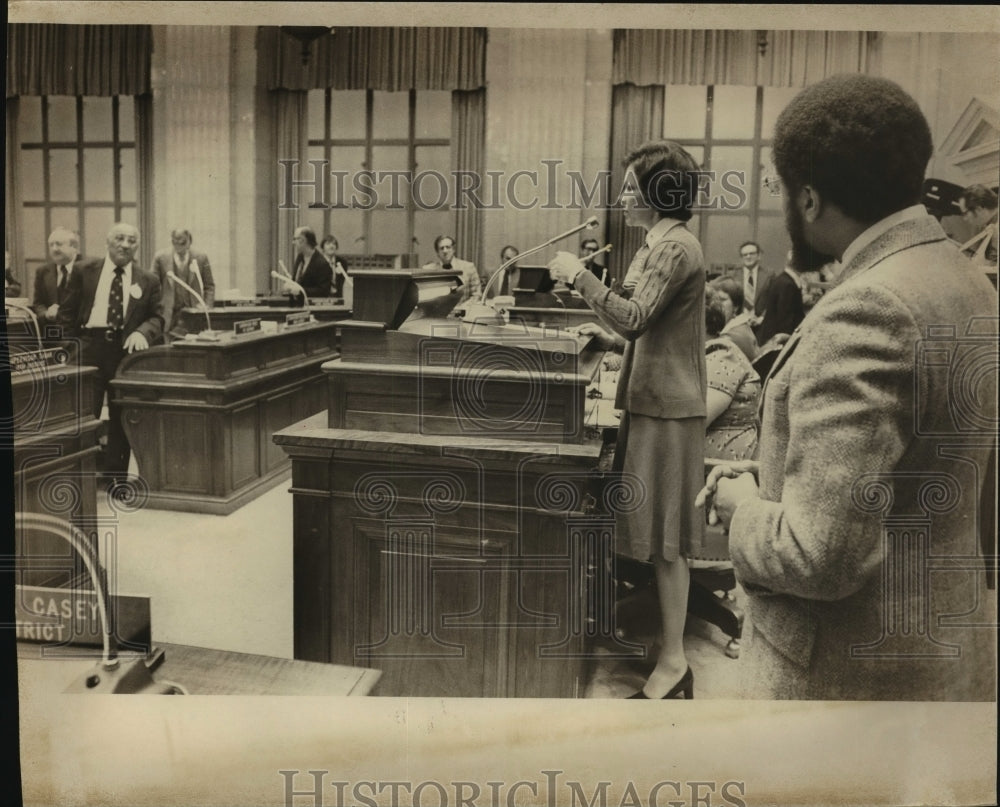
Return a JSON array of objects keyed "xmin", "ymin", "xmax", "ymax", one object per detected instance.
[
  {"xmin": 570, "ymin": 322, "xmax": 616, "ymax": 351},
  {"xmin": 548, "ymin": 251, "xmax": 585, "ymax": 285}
]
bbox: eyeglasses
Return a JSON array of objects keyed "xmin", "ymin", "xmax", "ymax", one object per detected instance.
[{"xmin": 762, "ymin": 175, "xmax": 783, "ymax": 197}]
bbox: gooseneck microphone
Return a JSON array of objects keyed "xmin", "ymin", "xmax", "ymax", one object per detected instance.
[
  {"xmin": 478, "ymin": 216, "xmax": 601, "ymax": 305},
  {"xmin": 271, "ymin": 271, "xmax": 310, "ymax": 310},
  {"xmin": 166, "ymin": 271, "xmax": 214, "ymax": 334}
]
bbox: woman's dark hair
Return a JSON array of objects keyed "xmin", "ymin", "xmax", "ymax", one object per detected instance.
[
  {"xmin": 623, "ymin": 140, "xmax": 699, "ymax": 222},
  {"xmin": 772, "ymin": 74, "xmax": 933, "ymax": 225},
  {"xmin": 710, "ymin": 276, "xmax": 744, "ymax": 313},
  {"xmin": 321, "ymin": 234, "xmax": 339, "ymax": 251},
  {"xmin": 705, "ymin": 289, "xmax": 729, "ymax": 338}
]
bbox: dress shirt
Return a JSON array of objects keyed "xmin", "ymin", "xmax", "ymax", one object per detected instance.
[{"xmin": 85, "ymin": 257, "xmax": 133, "ymax": 328}]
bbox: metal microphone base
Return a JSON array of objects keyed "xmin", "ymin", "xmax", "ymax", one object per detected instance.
[
  {"xmin": 460, "ymin": 301, "xmax": 507, "ymax": 326},
  {"xmin": 64, "ymin": 654, "xmax": 186, "ymax": 695},
  {"xmin": 194, "ymin": 329, "xmax": 224, "ymax": 342}
]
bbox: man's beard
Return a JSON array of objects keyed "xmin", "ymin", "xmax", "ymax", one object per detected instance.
[{"xmin": 785, "ymin": 200, "xmax": 836, "ymax": 273}]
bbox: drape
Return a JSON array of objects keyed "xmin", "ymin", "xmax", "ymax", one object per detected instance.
[
  {"xmin": 613, "ymin": 30, "xmax": 879, "ymax": 88},
  {"xmin": 6, "ymin": 98, "xmax": 23, "ymax": 280},
  {"xmin": 606, "ymin": 85, "xmax": 665, "ymax": 282},
  {"xmin": 135, "ymin": 94, "xmax": 155, "ymax": 272},
  {"xmin": 273, "ymin": 91, "xmax": 309, "ymax": 289},
  {"xmin": 6, "ymin": 24, "xmax": 153, "ymax": 98},
  {"xmin": 451, "ymin": 89, "xmax": 486, "ymax": 276},
  {"xmin": 258, "ymin": 27, "xmax": 487, "ymax": 92}
]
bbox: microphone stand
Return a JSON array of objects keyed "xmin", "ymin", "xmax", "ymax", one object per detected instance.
[
  {"xmin": 167, "ymin": 271, "xmax": 220, "ymax": 341},
  {"xmin": 4, "ymin": 298, "xmax": 44, "ymax": 353},
  {"xmin": 16, "ymin": 512, "xmax": 187, "ymax": 694},
  {"xmin": 463, "ymin": 216, "xmax": 601, "ymax": 324},
  {"xmin": 271, "ymin": 271, "xmax": 311, "ymax": 311}
]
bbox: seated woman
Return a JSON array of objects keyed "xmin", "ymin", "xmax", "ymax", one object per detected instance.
[
  {"xmin": 704, "ymin": 288, "xmax": 761, "ymax": 462},
  {"xmin": 709, "ymin": 276, "xmax": 758, "ymax": 362}
]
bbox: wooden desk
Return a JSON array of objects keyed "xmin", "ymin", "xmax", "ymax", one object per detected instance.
[
  {"xmin": 178, "ymin": 300, "xmax": 352, "ymax": 335},
  {"xmin": 17, "ymin": 641, "xmax": 380, "ymax": 696},
  {"xmin": 111, "ymin": 321, "xmax": 339, "ymax": 514}
]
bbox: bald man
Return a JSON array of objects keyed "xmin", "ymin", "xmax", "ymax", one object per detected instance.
[
  {"xmin": 33, "ymin": 227, "xmax": 85, "ymax": 342},
  {"xmin": 59, "ymin": 222, "xmax": 164, "ymax": 481}
]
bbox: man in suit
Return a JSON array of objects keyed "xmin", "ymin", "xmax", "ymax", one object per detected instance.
[
  {"xmin": 32, "ymin": 228, "xmax": 84, "ymax": 343},
  {"xmin": 280, "ymin": 226, "xmax": 332, "ymax": 303},
  {"xmin": 422, "ymin": 235, "xmax": 480, "ymax": 302},
  {"xmin": 754, "ymin": 249, "xmax": 805, "ymax": 347},
  {"xmin": 700, "ymin": 74, "xmax": 997, "ymax": 700},
  {"xmin": 736, "ymin": 240, "xmax": 774, "ymax": 322},
  {"xmin": 152, "ymin": 229, "xmax": 214, "ymax": 336},
  {"xmin": 957, "ymin": 184, "xmax": 998, "ymax": 268},
  {"xmin": 59, "ymin": 222, "xmax": 163, "ymax": 482}
]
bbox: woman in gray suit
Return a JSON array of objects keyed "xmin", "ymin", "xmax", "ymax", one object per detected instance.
[{"xmin": 549, "ymin": 140, "xmax": 707, "ymax": 699}]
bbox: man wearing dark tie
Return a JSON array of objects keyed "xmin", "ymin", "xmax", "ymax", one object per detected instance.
[
  {"xmin": 737, "ymin": 240, "xmax": 775, "ymax": 323},
  {"xmin": 152, "ymin": 228, "xmax": 215, "ymax": 336},
  {"xmin": 58, "ymin": 222, "xmax": 163, "ymax": 482},
  {"xmin": 580, "ymin": 237, "xmax": 611, "ymax": 286},
  {"xmin": 496, "ymin": 244, "xmax": 520, "ymax": 297},
  {"xmin": 32, "ymin": 227, "xmax": 83, "ymax": 342}
]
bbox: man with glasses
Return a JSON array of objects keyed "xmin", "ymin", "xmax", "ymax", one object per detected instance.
[{"xmin": 736, "ymin": 240, "xmax": 774, "ymax": 324}]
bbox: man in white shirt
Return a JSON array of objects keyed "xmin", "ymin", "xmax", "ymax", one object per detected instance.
[
  {"xmin": 422, "ymin": 235, "xmax": 480, "ymax": 302},
  {"xmin": 736, "ymin": 240, "xmax": 775, "ymax": 322},
  {"xmin": 33, "ymin": 227, "xmax": 84, "ymax": 342},
  {"xmin": 701, "ymin": 74, "xmax": 997, "ymax": 701},
  {"xmin": 59, "ymin": 222, "xmax": 164, "ymax": 481}
]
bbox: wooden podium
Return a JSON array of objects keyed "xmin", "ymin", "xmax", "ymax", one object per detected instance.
[
  {"xmin": 274, "ymin": 270, "xmax": 621, "ymax": 698},
  {"xmin": 111, "ymin": 320, "xmax": 339, "ymax": 514}
]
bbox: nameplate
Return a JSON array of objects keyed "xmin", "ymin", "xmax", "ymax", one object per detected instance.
[
  {"xmin": 9, "ymin": 348, "xmax": 62, "ymax": 376},
  {"xmin": 285, "ymin": 311, "xmax": 311, "ymax": 327},
  {"xmin": 234, "ymin": 318, "xmax": 262, "ymax": 335},
  {"xmin": 15, "ymin": 584, "xmax": 151, "ymax": 650}
]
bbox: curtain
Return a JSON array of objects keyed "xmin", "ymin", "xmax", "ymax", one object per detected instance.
[
  {"xmin": 6, "ymin": 24, "xmax": 152, "ymax": 98},
  {"xmin": 6, "ymin": 98, "xmax": 23, "ymax": 285},
  {"xmin": 606, "ymin": 85, "xmax": 665, "ymax": 281},
  {"xmin": 272, "ymin": 90, "xmax": 309, "ymax": 287},
  {"xmin": 135, "ymin": 94, "xmax": 155, "ymax": 272},
  {"xmin": 258, "ymin": 27, "xmax": 487, "ymax": 92},
  {"xmin": 613, "ymin": 30, "xmax": 878, "ymax": 88},
  {"xmin": 451, "ymin": 89, "xmax": 486, "ymax": 276}
]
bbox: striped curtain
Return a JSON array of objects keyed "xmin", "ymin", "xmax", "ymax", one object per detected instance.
[
  {"xmin": 6, "ymin": 24, "xmax": 152, "ymax": 97},
  {"xmin": 258, "ymin": 27, "xmax": 487, "ymax": 92},
  {"xmin": 606, "ymin": 85, "xmax": 665, "ymax": 282},
  {"xmin": 613, "ymin": 30, "xmax": 880, "ymax": 88}
]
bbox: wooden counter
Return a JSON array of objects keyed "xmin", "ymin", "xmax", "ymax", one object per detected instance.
[{"xmin": 110, "ymin": 321, "xmax": 339, "ymax": 514}]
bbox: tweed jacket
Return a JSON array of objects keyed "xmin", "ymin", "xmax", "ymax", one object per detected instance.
[
  {"xmin": 729, "ymin": 212, "xmax": 997, "ymax": 700},
  {"xmin": 57, "ymin": 256, "xmax": 164, "ymax": 345},
  {"xmin": 574, "ymin": 220, "xmax": 706, "ymax": 420}
]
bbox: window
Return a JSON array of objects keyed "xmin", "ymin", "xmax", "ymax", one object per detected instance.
[
  {"xmin": 663, "ymin": 85, "xmax": 799, "ymax": 275},
  {"xmin": 19, "ymin": 95, "xmax": 139, "ymax": 280},
  {"xmin": 303, "ymin": 88, "xmax": 452, "ymax": 265}
]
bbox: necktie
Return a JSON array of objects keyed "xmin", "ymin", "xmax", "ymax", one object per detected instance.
[
  {"xmin": 108, "ymin": 267, "xmax": 124, "ymax": 329},
  {"xmin": 58, "ymin": 266, "xmax": 68, "ymax": 301},
  {"xmin": 500, "ymin": 271, "xmax": 510, "ymax": 296},
  {"xmin": 442, "ymin": 263, "xmax": 452, "ymax": 271}
]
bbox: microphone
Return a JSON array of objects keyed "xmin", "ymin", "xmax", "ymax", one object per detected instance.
[
  {"xmin": 271, "ymin": 271, "xmax": 311, "ymax": 310},
  {"xmin": 480, "ymin": 216, "xmax": 599, "ymax": 306},
  {"xmin": 4, "ymin": 298, "xmax": 44, "ymax": 352},
  {"xmin": 166, "ymin": 270, "xmax": 218, "ymax": 339},
  {"xmin": 16, "ymin": 512, "xmax": 187, "ymax": 694}
]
